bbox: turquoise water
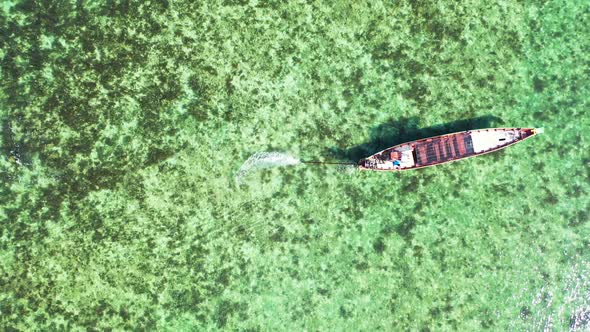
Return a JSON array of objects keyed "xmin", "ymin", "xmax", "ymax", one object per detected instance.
[{"xmin": 1, "ymin": 1, "xmax": 589, "ymax": 330}]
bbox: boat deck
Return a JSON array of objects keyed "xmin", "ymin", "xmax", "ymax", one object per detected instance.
[{"xmin": 414, "ymin": 132, "xmax": 475, "ymax": 167}]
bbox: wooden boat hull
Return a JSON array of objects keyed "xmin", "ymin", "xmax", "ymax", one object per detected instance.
[{"xmin": 358, "ymin": 128, "xmax": 539, "ymax": 171}]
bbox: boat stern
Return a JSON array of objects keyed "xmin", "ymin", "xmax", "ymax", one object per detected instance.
[
  {"xmin": 358, "ymin": 145, "xmax": 415, "ymax": 171},
  {"xmin": 358, "ymin": 158, "xmax": 368, "ymax": 168}
]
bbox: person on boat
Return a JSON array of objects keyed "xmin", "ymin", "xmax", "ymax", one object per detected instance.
[{"xmin": 393, "ymin": 159, "xmax": 401, "ymax": 169}]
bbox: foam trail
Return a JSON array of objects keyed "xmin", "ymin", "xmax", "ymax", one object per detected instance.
[{"xmin": 236, "ymin": 152, "xmax": 300, "ymax": 183}]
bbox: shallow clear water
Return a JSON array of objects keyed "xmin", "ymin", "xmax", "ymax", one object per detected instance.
[{"xmin": 1, "ymin": 1, "xmax": 588, "ymax": 330}]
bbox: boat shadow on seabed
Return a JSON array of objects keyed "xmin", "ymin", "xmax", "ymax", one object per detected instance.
[{"xmin": 328, "ymin": 115, "xmax": 504, "ymax": 162}]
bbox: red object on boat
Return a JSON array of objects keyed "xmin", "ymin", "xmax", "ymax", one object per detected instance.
[{"xmin": 358, "ymin": 128, "xmax": 539, "ymax": 171}]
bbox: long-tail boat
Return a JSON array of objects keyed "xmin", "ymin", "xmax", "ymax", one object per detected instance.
[{"xmin": 358, "ymin": 128, "xmax": 540, "ymax": 171}]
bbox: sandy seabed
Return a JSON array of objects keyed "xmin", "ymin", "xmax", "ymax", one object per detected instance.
[{"xmin": 1, "ymin": 1, "xmax": 589, "ymax": 330}]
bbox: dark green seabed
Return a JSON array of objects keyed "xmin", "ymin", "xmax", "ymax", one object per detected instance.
[{"xmin": 1, "ymin": 1, "xmax": 589, "ymax": 330}]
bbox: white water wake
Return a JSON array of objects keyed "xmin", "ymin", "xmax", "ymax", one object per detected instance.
[{"xmin": 235, "ymin": 152, "xmax": 300, "ymax": 183}]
